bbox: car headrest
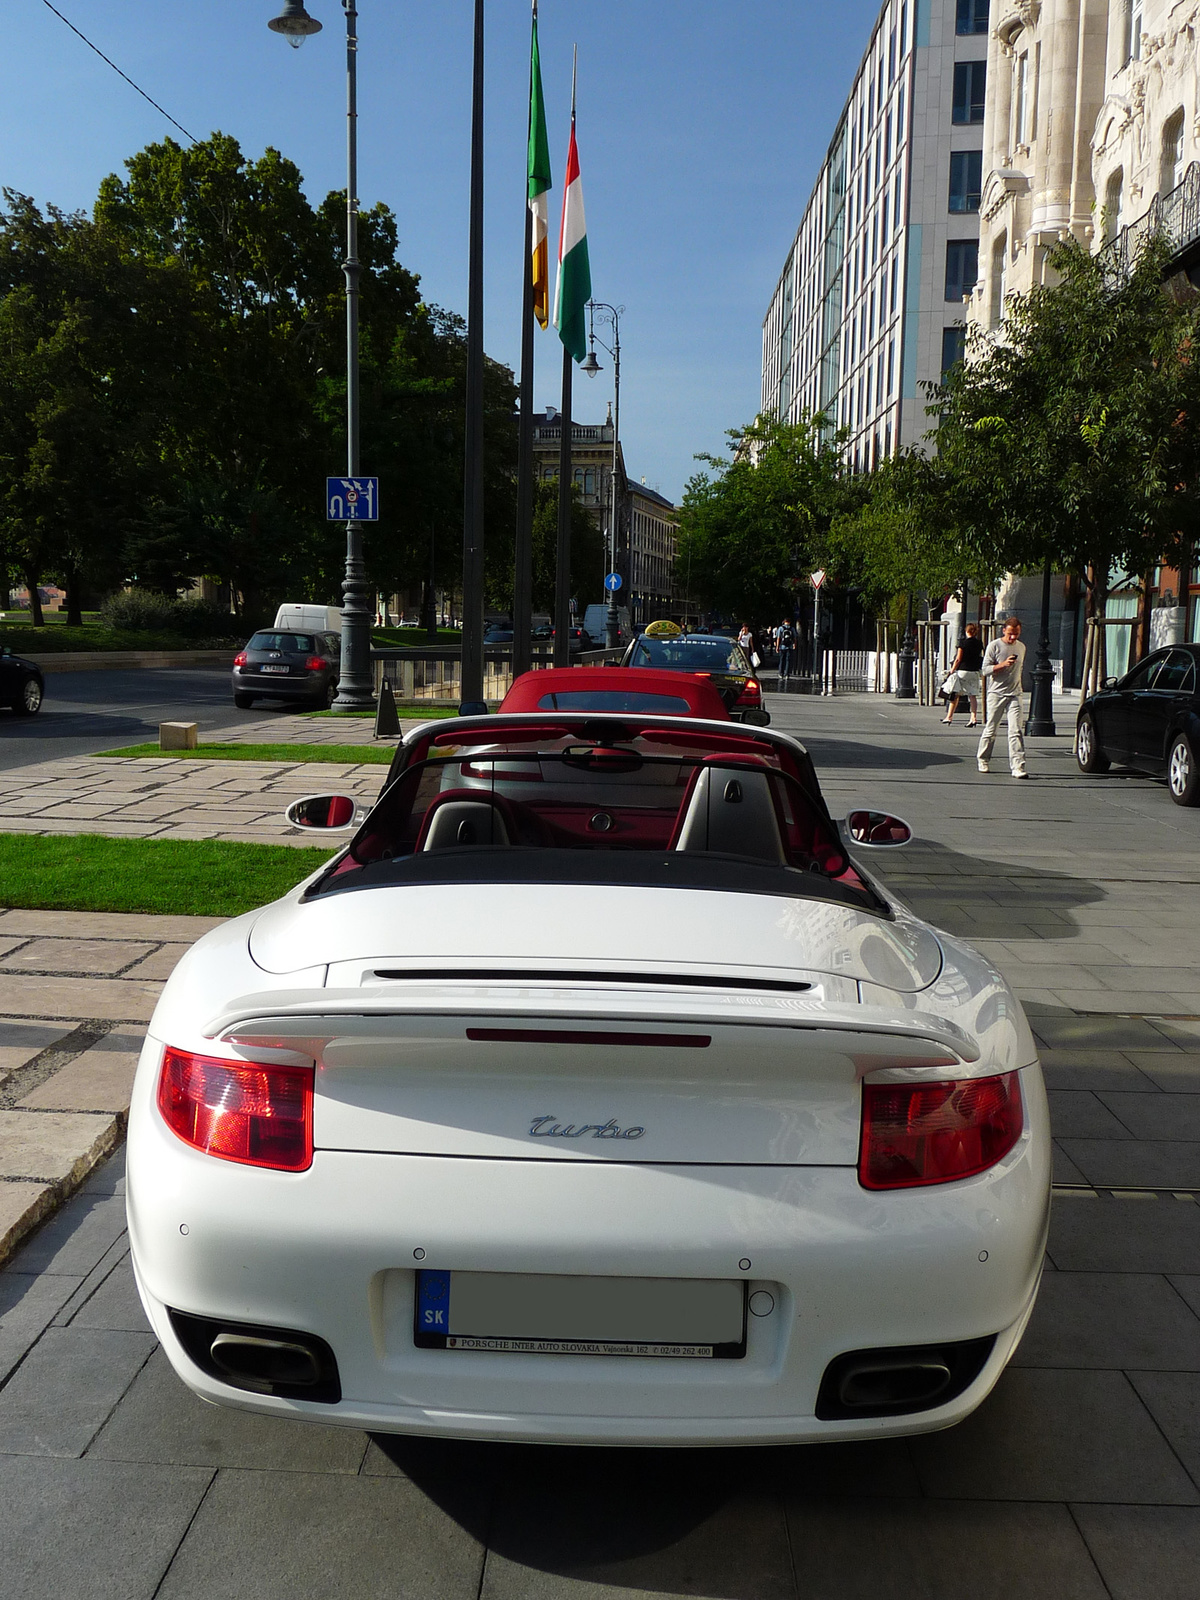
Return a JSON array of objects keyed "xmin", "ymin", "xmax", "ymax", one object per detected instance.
[{"xmin": 671, "ymin": 765, "xmax": 786, "ymax": 864}]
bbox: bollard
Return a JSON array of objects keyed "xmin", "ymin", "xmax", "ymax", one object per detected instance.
[{"xmin": 159, "ymin": 722, "xmax": 198, "ymax": 751}]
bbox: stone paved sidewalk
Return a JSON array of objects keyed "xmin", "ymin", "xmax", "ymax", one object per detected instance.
[
  {"xmin": 0, "ymin": 712, "xmax": 412, "ymax": 847},
  {"xmin": 0, "ymin": 910, "xmax": 218, "ymax": 1264}
]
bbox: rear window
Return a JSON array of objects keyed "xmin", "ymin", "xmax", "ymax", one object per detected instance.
[
  {"xmin": 248, "ymin": 632, "xmax": 317, "ymax": 653},
  {"xmin": 631, "ymin": 638, "xmax": 748, "ymax": 673},
  {"xmin": 536, "ymin": 690, "xmax": 693, "ymax": 714}
]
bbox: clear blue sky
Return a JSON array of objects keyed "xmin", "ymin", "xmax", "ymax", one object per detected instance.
[{"xmin": 2, "ymin": 0, "xmax": 881, "ymax": 502}]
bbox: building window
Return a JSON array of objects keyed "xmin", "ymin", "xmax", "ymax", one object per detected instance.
[
  {"xmin": 956, "ymin": 0, "xmax": 989, "ymax": 34},
  {"xmin": 990, "ymin": 233, "xmax": 1007, "ymax": 327},
  {"xmin": 952, "ymin": 61, "xmax": 987, "ymax": 125},
  {"xmin": 1161, "ymin": 110, "xmax": 1185, "ymax": 195},
  {"xmin": 1125, "ymin": 0, "xmax": 1143, "ymax": 64},
  {"xmin": 941, "ymin": 326, "xmax": 966, "ymax": 378},
  {"xmin": 945, "ymin": 239, "xmax": 979, "ymax": 301},
  {"xmin": 949, "ymin": 150, "xmax": 983, "ymax": 212},
  {"xmin": 1103, "ymin": 168, "xmax": 1123, "ymax": 243},
  {"xmin": 1014, "ymin": 53, "xmax": 1029, "ymax": 146}
]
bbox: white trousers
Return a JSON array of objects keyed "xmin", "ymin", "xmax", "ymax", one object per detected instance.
[{"xmin": 977, "ymin": 690, "xmax": 1026, "ymax": 774}]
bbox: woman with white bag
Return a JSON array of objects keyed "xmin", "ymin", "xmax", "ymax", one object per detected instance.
[{"xmin": 941, "ymin": 622, "xmax": 984, "ymax": 726}]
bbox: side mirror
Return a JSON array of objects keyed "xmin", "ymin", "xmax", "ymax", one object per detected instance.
[
  {"xmin": 846, "ymin": 809, "xmax": 912, "ymax": 847},
  {"xmin": 286, "ymin": 794, "xmax": 359, "ymax": 830},
  {"xmin": 458, "ymin": 700, "xmax": 490, "ymax": 717},
  {"xmin": 1102, "ymin": 676, "xmax": 1119, "ymax": 691}
]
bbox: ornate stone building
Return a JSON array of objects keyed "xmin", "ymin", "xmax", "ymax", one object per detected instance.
[{"xmin": 970, "ymin": 0, "xmax": 1200, "ymax": 325}]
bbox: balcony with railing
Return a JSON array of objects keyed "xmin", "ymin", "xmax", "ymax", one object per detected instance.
[{"xmin": 1102, "ymin": 161, "xmax": 1200, "ymax": 281}]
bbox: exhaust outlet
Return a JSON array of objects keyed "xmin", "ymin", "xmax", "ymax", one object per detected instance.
[
  {"xmin": 837, "ymin": 1358, "xmax": 952, "ymax": 1411},
  {"xmin": 168, "ymin": 1308, "xmax": 341, "ymax": 1403},
  {"xmin": 210, "ymin": 1332, "xmax": 323, "ymax": 1392},
  {"xmin": 816, "ymin": 1335, "xmax": 994, "ymax": 1420}
]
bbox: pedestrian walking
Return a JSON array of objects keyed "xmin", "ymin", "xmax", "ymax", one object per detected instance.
[
  {"xmin": 737, "ymin": 622, "xmax": 754, "ymax": 655},
  {"xmin": 977, "ymin": 617, "xmax": 1028, "ymax": 778},
  {"xmin": 941, "ymin": 622, "xmax": 983, "ymax": 726},
  {"xmin": 776, "ymin": 617, "xmax": 797, "ymax": 681}
]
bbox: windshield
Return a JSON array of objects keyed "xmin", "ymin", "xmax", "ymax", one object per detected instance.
[
  {"xmin": 248, "ymin": 632, "xmax": 318, "ymax": 653},
  {"xmin": 313, "ymin": 724, "xmax": 874, "ymax": 908},
  {"xmin": 631, "ymin": 637, "xmax": 750, "ymax": 673}
]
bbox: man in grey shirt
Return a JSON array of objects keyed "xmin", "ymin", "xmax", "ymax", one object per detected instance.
[{"xmin": 977, "ymin": 617, "xmax": 1028, "ymax": 778}]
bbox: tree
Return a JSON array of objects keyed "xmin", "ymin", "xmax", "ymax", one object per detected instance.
[
  {"xmin": 932, "ymin": 236, "xmax": 1198, "ymax": 623},
  {"xmin": 677, "ymin": 414, "xmax": 862, "ymax": 624}
]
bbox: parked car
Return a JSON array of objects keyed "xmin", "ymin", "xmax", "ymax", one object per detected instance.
[
  {"xmin": 621, "ymin": 630, "xmax": 769, "ymax": 724},
  {"xmin": 0, "ymin": 645, "xmax": 43, "ymax": 716},
  {"xmin": 552, "ymin": 626, "xmax": 593, "ymax": 655},
  {"xmin": 231, "ymin": 630, "xmax": 342, "ymax": 710},
  {"xmin": 126, "ymin": 707, "xmax": 1049, "ymax": 1448},
  {"xmin": 483, "ymin": 626, "xmax": 515, "ymax": 645},
  {"xmin": 1076, "ymin": 642, "xmax": 1200, "ymax": 805},
  {"xmin": 501, "ymin": 667, "xmax": 731, "ymax": 719}
]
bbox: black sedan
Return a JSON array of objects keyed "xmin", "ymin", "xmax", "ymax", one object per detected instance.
[
  {"xmin": 620, "ymin": 631, "xmax": 769, "ymax": 725},
  {"xmin": 1076, "ymin": 642, "xmax": 1200, "ymax": 805},
  {"xmin": 232, "ymin": 630, "xmax": 342, "ymax": 710},
  {"xmin": 0, "ymin": 644, "xmax": 44, "ymax": 716}
]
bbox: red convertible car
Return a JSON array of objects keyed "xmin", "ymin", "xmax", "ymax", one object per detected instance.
[{"xmin": 500, "ymin": 668, "xmax": 731, "ymax": 720}]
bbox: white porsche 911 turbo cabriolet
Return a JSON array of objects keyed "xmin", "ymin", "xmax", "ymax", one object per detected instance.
[{"xmin": 126, "ymin": 711, "xmax": 1050, "ymax": 1447}]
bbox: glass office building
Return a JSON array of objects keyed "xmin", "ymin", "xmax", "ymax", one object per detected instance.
[{"xmin": 761, "ymin": 0, "xmax": 988, "ymax": 467}]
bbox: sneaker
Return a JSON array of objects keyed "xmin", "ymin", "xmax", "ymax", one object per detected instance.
[
  {"xmin": 1012, "ymin": 770, "xmax": 1028, "ymax": 779},
  {"xmin": 977, "ymin": 759, "xmax": 989, "ymax": 773}
]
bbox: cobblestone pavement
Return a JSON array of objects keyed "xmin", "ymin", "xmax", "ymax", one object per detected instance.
[{"xmin": 1, "ymin": 690, "xmax": 1199, "ymax": 1597}]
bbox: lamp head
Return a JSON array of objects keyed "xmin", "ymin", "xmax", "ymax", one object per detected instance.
[
  {"xmin": 580, "ymin": 349, "xmax": 603, "ymax": 378},
  {"xmin": 269, "ymin": 1, "xmax": 323, "ymax": 47}
]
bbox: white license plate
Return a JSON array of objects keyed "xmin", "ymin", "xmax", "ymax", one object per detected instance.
[
  {"xmin": 414, "ymin": 1270, "xmax": 746, "ymax": 1358},
  {"xmin": 260, "ymin": 665, "xmax": 289, "ymax": 674}
]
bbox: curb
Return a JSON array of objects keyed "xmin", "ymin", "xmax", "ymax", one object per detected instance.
[{"xmin": 0, "ymin": 1117, "xmax": 124, "ymax": 1267}]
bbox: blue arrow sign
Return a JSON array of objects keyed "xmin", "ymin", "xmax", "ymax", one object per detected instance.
[
  {"xmin": 604, "ymin": 571, "xmax": 623, "ymax": 592},
  {"xmin": 326, "ymin": 476, "xmax": 380, "ymax": 522}
]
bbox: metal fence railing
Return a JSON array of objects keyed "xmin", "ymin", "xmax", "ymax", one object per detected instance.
[
  {"xmin": 1101, "ymin": 161, "xmax": 1200, "ymax": 280},
  {"xmin": 370, "ymin": 645, "xmax": 623, "ymax": 703}
]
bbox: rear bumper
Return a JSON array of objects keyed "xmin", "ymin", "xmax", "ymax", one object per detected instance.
[
  {"xmin": 231, "ymin": 671, "xmax": 329, "ymax": 700},
  {"xmin": 127, "ymin": 1057, "xmax": 1051, "ymax": 1446}
]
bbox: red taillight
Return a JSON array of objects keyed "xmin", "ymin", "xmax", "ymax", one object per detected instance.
[
  {"xmin": 304, "ymin": 656, "xmax": 326, "ymax": 671},
  {"xmin": 735, "ymin": 678, "xmax": 762, "ymax": 706},
  {"xmin": 157, "ymin": 1048, "xmax": 313, "ymax": 1172},
  {"xmin": 233, "ymin": 652, "xmax": 247, "ymax": 667},
  {"xmin": 859, "ymin": 1071, "xmax": 1023, "ymax": 1190}
]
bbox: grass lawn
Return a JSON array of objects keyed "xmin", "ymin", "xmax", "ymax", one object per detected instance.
[
  {"xmin": 371, "ymin": 627, "xmax": 462, "ymax": 648},
  {"xmin": 0, "ymin": 834, "xmax": 335, "ymax": 917},
  {"xmin": 98, "ymin": 741, "xmax": 395, "ymax": 764},
  {"xmin": 0, "ymin": 623, "xmax": 243, "ymax": 653}
]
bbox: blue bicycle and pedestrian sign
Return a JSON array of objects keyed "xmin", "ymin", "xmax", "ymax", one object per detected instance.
[
  {"xmin": 604, "ymin": 572, "xmax": 623, "ymax": 592},
  {"xmin": 326, "ymin": 477, "xmax": 380, "ymax": 522}
]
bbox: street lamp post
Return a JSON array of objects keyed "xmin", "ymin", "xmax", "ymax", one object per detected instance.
[
  {"xmin": 895, "ymin": 592, "xmax": 917, "ymax": 699},
  {"xmin": 1025, "ymin": 560, "xmax": 1057, "ymax": 736},
  {"xmin": 269, "ymin": 1, "xmax": 374, "ymax": 708},
  {"xmin": 581, "ymin": 302, "xmax": 623, "ymax": 649}
]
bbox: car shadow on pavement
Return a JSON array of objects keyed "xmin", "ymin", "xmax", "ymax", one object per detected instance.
[
  {"xmin": 793, "ymin": 735, "xmax": 960, "ymax": 771},
  {"xmin": 373, "ymin": 1433, "xmax": 913, "ymax": 1591},
  {"xmin": 875, "ymin": 838, "xmax": 1106, "ymax": 942}
]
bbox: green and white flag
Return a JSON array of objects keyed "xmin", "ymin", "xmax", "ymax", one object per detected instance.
[
  {"xmin": 528, "ymin": 3, "xmax": 552, "ymax": 329},
  {"xmin": 554, "ymin": 66, "xmax": 592, "ymax": 362}
]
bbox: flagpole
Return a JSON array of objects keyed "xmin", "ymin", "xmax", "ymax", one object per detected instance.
[
  {"xmin": 553, "ymin": 50, "xmax": 578, "ymax": 671},
  {"xmin": 554, "ymin": 345, "xmax": 573, "ymax": 668},
  {"xmin": 513, "ymin": 3, "xmax": 539, "ymax": 681},
  {"xmin": 461, "ymin": 0, "xmax": 486, "ymax": 707}
]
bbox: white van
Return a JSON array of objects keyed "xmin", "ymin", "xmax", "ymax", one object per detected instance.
[
  {"xmin": 274, "ymin": 603, "xmax": 342, "ymax": 634},
  {"xmin": 583, "ymin": 603, "xmax": 631, "ymax": 647}
]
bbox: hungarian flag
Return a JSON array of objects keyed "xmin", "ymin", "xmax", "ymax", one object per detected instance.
[
  {"xmin": 527, "ymin": 4, "xmax": 552, "ymax": 329},
  {"xmin": 554, "ymin": 89, "xmax": 592, "ymax": 362}
]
